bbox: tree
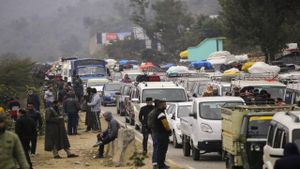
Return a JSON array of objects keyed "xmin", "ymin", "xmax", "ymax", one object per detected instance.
[
  {"xmin": 219, "ymin": 0, "xmax": 300, "ymax": 63},
  {"xmin": 0, "ymin": 53, "xmax": 35, "ymax": 98},
  {"xmin": 130, "ymin": 0, "xmax": 194, "ymax": 61}
]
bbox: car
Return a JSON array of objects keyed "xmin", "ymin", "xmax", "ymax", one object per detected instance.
[
  {"xmin": 166, "ymin": 102, "xmax": 192, "ymax": 148},
  {"xmin": 116, "ymin": 83, "xmax": 134, "ymax": 116},
  {"xmin": 121, "ymin": 70, "xmax": 143, "ymax": 82},
  {"xmin": 101, "ymin": 82, "xmax": 122, "ymax": 106},
  {"xmin": 128, "ymin": 80, "xmax": 189, "ymax": 129},
  {"xmin": 263, "ymin": 110, "xmax": 300, "ymax": 169},
  {"xmin": 111, "ymin": 72, "xmax": 122, "ymax": 82},
  {"xmin": 180, "ymin": 96, "xmax": 245, "ymax": 161},
  {"xmin": 85, "ymin": 78, "xmax": 110, "ymax": 93},
  {"xmin": 208, "ymin": 81, "xmax": 231, "ymax": 96}
]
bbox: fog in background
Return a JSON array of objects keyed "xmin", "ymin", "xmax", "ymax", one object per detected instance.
[{"xmin": 0, "ymin": 0, "xmax": 219, "ymax": 61}]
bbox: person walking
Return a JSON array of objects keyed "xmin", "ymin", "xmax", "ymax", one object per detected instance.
[
  {"xmin": 0, "ymin": 114, "xmax": 30, "ymax": 169},
  {"xmin": 93, "ymin": 111, "xmax": 120, "ymax": 158},
  {"xmin": 27, "ymin": 89, "xmax": 41, "ymax": 111},
  {"xmin": 139, "ymin": 97, "xmax": 154, "ymax": 155},
  {"xmin": 26, "ymin": 103, "xmax": 43, "ymax": 155},
  {"xmin": 274, "ymin": 143, "xmax": 300, "ymax": 169},
  {"xmin": 44, "ymin": 100, "xmax": 78, "ymax": 159},
  {"xmin": 150, "ymin": 100, "xmax": 171, "ymax": 169},
  {"xmin": 63, "ymin": 93, "xmax": 80, "ymax": 135},
  {"xmin": 15, "ymin": 109, "xmax": 36, "ymax": 169},
  {"xmin": 87, "ymin": 88, "xmax": 101, "ymax": 131}
]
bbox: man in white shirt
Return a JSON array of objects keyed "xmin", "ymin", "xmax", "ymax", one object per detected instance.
[{"xmin": 87, "ymin": 88, "xmax": 101, "ymax": 131}]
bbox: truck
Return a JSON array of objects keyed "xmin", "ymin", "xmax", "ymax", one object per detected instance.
[
  {"xmin": 180, "ymin": 96, "xmax": 245, "ymax": 161},
  {"xmin": 221, "ymin": 105, "xmax": 296, "ymax": 169}
]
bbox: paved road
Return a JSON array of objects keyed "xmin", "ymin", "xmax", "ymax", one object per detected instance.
[{"xmin": 102, "ymin": 106, "xmax": 225, "ymax": 169}]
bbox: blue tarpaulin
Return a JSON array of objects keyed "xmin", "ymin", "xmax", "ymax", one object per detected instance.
[{"xmin": 190, "ymin": 61, "xmax": 213, "ymax": 69}]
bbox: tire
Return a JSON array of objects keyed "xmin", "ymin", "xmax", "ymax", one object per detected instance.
[
  {"xmin": 182, "ymin": 135, "xmax": 191, "ymax": 156},
  {"xmin": 192, "ymin": 144, "xmax": 200, "ymax": 161},
  {"xmin": 225, "ymin": 154, "xmax": 242, "ymax": 169},
  {"xmin": 173, "ymin": 132, "xmax": 180, "ymax": 148}
]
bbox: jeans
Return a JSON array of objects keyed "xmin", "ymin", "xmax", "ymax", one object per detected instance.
[
  {"xmin": 67, "ymin": 113, "xmax": 79, "ymax": 135},
  {"xmin": 98, "ymin": 133, "xmax": 115, "ymax": 156},
  {"xmin": 151, "ymin": 134, "xmax": 158, "ymax": 165},
  {"xmin": 156, "ymin": 133, "xmax": 169, "ymax": 169},
  {"xmin": 142, "ymin": 126, "xmax": 150, "ymax": 152}
]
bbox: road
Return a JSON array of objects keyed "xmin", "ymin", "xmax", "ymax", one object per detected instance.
[{"xmin": 102, "ymin": 106, "xmax": 225, "ymax": 169}]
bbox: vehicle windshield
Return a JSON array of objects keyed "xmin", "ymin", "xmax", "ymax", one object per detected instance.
[
  {"xmin": 199, "ymin": 101, "xmax": 244, "ymax": 120},
  {"xmin": 142, "ymin": 89, "xmax": 187, "ymax": 102},
  {"xmin": 128, "ymin": 73, "xmax": 141, "ymax": 81},
  {"xmin": 241, "ymin": 86, "xmax": 286, "ymax": 99},
  {"xmin": 78, "ymin": 67, "xmax": 106, "ymax": 77},
  {"xmin": 293, "ymin": 129, "xmax": 300, "ymax": 150},
  {"xmin": 247, "ymin": 116, "xmax": 272, "ymax": 138},
  {"xmin": 222, "ymin": 87, "xmax": 231, "ymax": 96},
  {"xmin": 105, "ymin": 84, "xmax": 121, "ymax": 91},
  {"xmin": 87, "ymin": 81, "xmax": 108, "ymax": 87},
  {"xmin": 177, "ymin": 105, "xmax": 192, "ymax": 118}
]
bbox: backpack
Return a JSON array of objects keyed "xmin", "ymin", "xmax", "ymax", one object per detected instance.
[{"xmin": 147, "ymin": 108, "xmax": 157, "ymax": 130}]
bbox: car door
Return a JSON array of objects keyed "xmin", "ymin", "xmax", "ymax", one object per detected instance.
[{"xmin": 166, "ymin": 104, "xmax": 175, "ymax": 130}]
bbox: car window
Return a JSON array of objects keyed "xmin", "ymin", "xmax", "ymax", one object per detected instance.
[
  {"xmin": 293, "ymin": 129, "xmax": 300, "ymax": 150},
  {"xmin": 281, "ymin": 132, "xmax": 287, "ymax": 148},
  {"xmin": 166, "ymin": 105, "xmax": 175, "ymax": 115},
  {"xmin": 177, "ymin": 105, "xmax": 192, "ymax": 118},
  {"xmin": 274, "ymin": 128, "xmax": 284, "ymax": 148},
  {"xmin": 247, "ymin": 116, "xmax": 272, "ymax": 138},
  {"xmin": 199, "ymin": 102, "xmax": 244, "ymax": 120},
  {"xmin": 267, "ymin": 125, "xmax": 275, "ymax": 146}
]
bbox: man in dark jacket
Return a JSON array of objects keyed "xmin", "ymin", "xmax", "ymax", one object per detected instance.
[
  {"xmin": 72, "ymin": 75, "xmax": 83, "ymax": 101},
  {"xmin": 15, "ymin": 109, "xmax": 36, "ymax": 169},
  {"xmin": 150, "ymin": 100, "xmax": 171, "ymax": 169},
  {"xmin": 26, "ymin": 103, "xmax": 43, "ymax": 155},
  {"xmin": 139, "ymin": 97, "xmax": 154, "ymax": 155},
  {"xmin": 27, "ymin": 90, "xmax": 41, "ymax": 111},
  {"xmin": 93, "ymin": 111, "xmax": 120, "ymax": 158},
  {"xmin": 63, "ymin": 93, "xmax": 80, "ymax": 135},
  {"xmin": 274, "ymin": 143, "xmax": 300, "ymax": 169},
  {"xmin": 45, "ymin": 100, "xmax": 78, "ymax": 159}
]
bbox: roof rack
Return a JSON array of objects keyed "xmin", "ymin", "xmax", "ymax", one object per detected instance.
[
  {"xmin": 232, "ymin": 73, "xmax": 279, "ymax": 81},
  {"xmin": 286, "ymin": 112, "xmax": 300, "ymax": 122}
]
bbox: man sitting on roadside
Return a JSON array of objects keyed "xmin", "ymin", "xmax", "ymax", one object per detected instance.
[{"xmin": 93, "ymin": 111, "xmax": 120, "ymax": 158}]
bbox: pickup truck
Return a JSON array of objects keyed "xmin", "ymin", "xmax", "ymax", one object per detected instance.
[
  {"xmin": 180, "ymin": 96, "xmax": 245, "ymax": 161},
  {"xmin": 221, "ymin": 105, "xmax": 296, "ymax": 169}
]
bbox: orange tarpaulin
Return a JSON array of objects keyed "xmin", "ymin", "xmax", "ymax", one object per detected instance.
[{"xmin": 140, "ymin": 62, "xmax": 155, "ymax": 70}]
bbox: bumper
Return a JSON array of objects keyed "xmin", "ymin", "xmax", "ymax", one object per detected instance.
[
  {"xmin": 102, "ymin": 97, "xmax": 117, "ymax": 104},
  {"xmin": 198, "ymin": 140, "xmax": 222, "ymax": 152}
]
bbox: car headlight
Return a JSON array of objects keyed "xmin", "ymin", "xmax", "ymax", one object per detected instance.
[{"xmin": 200, "ymin": 123, "xmax": 213, "ymax": 133}]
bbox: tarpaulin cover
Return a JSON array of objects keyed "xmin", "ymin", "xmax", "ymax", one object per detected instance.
[
  {"xmin": 248, "ymin": 62, "xmax": 280, "ymax": 74},
  {"xmin": 190, "ymin": 61, "xmax": 213, "ymax": 69}
]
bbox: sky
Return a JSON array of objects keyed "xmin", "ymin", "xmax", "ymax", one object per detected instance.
[{"xmin": 0, "ymin": 0, "xmax": 219, "ymax": 61}]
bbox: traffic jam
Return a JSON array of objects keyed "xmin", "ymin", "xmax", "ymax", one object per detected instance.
[{"xmin": 44, "ymin": 55, "xmax": 300, "ymax": 169}]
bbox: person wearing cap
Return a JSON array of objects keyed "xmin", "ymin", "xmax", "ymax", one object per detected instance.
[
  {"xmin": 139, "ymin": 97, "xmax": 155, "ymax": 155},
  {"xmin": 44, "ymin": 100, "xmax": 78, "ymax": 159},
  {"xmin": 150, "ymin": 99, "xmax": 171, "ymax": 169},
  {"xmin": 63, "ymin": 92, "xmax": 80, "ymax": 135},
  {"xmin": 15, "ymin": 109, "xmax": 36, "ymax": 169},
  {"xmin": 93, "ymin": 111, "xmax": 120, "ymax": 158},
  {"xmin": 0, "ymin": 114, "xmax": 30, "ymax": 169}
]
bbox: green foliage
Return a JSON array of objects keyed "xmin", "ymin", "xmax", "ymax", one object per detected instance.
[
  {"xmin": 0, "ymin": 53, "xmax": 35, "ymax": 98},
  {"xmin": 129, "ymin": 151, "xmax": 145, "ymax": 168},
  {"xmin": 219, "ymin": 0, "xmax": 300, "ymax": 62}
]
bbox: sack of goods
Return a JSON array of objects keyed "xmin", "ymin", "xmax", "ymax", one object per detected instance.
[{"xmin": 248, "ymin": 62, "xmax": 280, "ymax": 74}]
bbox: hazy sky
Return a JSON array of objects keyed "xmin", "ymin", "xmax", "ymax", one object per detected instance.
[{"xmin": 0, "ymin": 0, "xmax": 219, "ymax": 61}]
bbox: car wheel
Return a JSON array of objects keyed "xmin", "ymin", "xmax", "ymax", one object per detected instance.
[
  {"xmin": 182, "ymin": 135, "xmax": 190, "ymax": 156},
  {"xmin": 173, "ymin": 132, "xmax": 180, "ymax": 148},
  {"xmin": 192, "ymin": 144, "xmax": 200, "ymax": 161}
]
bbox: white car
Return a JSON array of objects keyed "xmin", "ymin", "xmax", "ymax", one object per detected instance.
[
  {"xmin": 263, "ymin": 111, "xmax": 300, "ymax": 169},
  {"xmin": 86, "ymin": 78, "xmax": 110, "ymax": 93},
  {"xmin": 166, "ymin": 102, "xmax": 192, "ymax": 148}
]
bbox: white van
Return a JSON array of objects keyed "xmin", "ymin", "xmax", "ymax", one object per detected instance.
[{"xmin": 263, "ymin": 111, "xmax": 300, "ymax": 169}]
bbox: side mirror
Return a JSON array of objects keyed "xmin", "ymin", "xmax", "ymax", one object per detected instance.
[
  {"xmin": 189, "ymin": 113, "xmax": 197, "ymax": 119},
  {"xmin": 131, "ymin": 98, "xmax": 139, "ymax": 103}
]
